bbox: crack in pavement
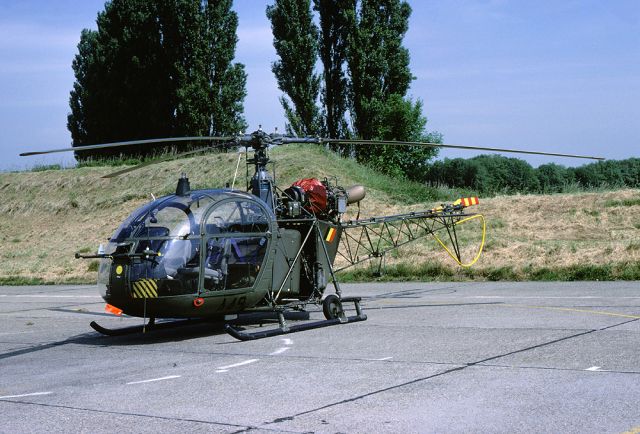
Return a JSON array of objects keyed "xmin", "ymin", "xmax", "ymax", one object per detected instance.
[
  {"xmin": 263, "ymin": 317, "xmax": 639, "ymax": 427},
  {"xmin": 0, "ymin": 399, "xmax": 303, "ymax": 433},
  {"xmin": 366, "ymin": 285, "xmax": 459, "ymax": 299}
]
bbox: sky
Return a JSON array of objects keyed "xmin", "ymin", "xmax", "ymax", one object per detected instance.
[{"xmin": 0, "ymin": 0, "xmax": 638, "ymax": 171}]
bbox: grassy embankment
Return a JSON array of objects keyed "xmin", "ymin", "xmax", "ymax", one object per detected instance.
[{"xmin": 1, "ymin": 145, "xmax": 639, "ymax": 284}]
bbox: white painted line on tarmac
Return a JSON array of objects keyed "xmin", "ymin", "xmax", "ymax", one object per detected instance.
[
  {"xmin": 585, "ymin": 366, "xmax": 602, "ymax": 371},
  {"xmin": 282, "ymin": 338, "xmax": 293, "ymax": 346},
  {"xmin": 375, "ymin": 357, "xmax": 393, "ymax": 361},
  {"xmin": 270, "ymin": 347, "xmax": 290, "ymax": 356},
  {"xmin": 0, "ymin": 391, "xmax": 53, "ymax": 399},
  {"xmin": 215, "ymin": 359, "xmax": 259, "ymax": 373},
  {"xmin": 126, "ymin": 375, "xmax": 181, "ymax": 385}
]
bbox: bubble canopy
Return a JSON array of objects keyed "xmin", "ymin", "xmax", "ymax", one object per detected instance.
[{"xmin": 99, "ymin": 190, "xmax": 275, "ymax": 297}]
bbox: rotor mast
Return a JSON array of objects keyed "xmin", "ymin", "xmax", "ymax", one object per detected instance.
[
  {"xmin": 246, "ymin": 127, "xmax": 277, "ymax": 210},
  {"xmin": 244, "ymin": 127, "xmax": 322, "ymax": 211}
]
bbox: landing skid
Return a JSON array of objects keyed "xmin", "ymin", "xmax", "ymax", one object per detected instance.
[
  {"xmin": 89, "ymin": 318, "xmax": 203, "ymax": 336},
  {"xmin": 89, "ymin": 297, "xmax": 366, "ymax": 340},
  {"xmin": 224, "ymin": 296, "xmax": 367, "ymax": 341}
]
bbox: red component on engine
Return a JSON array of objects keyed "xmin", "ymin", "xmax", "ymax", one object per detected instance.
[{"xmin": 292, "ymin": 178, "xmax": 327, "ymax": 213}]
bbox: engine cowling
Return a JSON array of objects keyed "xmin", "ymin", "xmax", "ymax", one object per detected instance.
[
  {"xmin": 291, "ymin": 178, "xmax": 327, "ymax": 214},
  {"xmin": 283, "ymin": 178, "xmax": 366, "ymax": 219}
]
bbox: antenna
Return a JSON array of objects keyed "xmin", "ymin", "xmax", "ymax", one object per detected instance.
[{"xmin": 231, "ymin": 151, "xmax": 244, "ymax": 190}]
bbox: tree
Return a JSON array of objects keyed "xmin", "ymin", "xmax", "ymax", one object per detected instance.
[
  {"xmin": 364, "ymin": 95, "xmax": 442, "ymax": 179},
  {"xmin": 536, "ymin": 163, "xmax": 572, "ymax": 193},
  {"xmin": 423, "ymin": 155, "xmax": 543, "ymax": 194},
  {"xmin": 424, "ymin": 158, "xmax": 485, "ymax": 192},
  {"xmin": 68, "ymin": 0, "xmax": 247, "ymax": 160},
  {"xmin": 466, "ymin": 155, "xmax": 539, "ymax": 193},
  {"xmin": 268, "ymin": 0, "xmax": 440, "ymax": 177},
  {"xmin": 347, "ymin": 0, "xmax": 412, "ymax": 140},
  {"xmin": 267, "ymin": 0, "xmax": 322, "ymax": 136},
  {"xmin": 205, "ymin": 0, "xmax": 247, "ymax": 136},
  {"xmin": 345, "ymin": 0, "xmax": 439, "ymax": 175},
  {"xmin": 313, "ymin": 0, "xmax": 353, "ymax": 140}
]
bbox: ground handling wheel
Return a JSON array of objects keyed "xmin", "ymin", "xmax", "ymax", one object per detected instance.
[{"xmin": 322, "ymin": 294, "xmax": 344, "ymax": 320}]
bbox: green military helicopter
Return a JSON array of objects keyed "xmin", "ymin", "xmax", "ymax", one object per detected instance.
[{"xmin": 21, "ymin": 129, "xmax": 603, "ymax": 340}]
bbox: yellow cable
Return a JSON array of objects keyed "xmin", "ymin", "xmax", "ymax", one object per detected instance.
[{"xmin": 432, "ymin": 214, "xmax": 486, "ymax": 268}]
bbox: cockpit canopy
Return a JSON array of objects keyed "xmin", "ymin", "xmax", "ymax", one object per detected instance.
[
  {"xmin": 110, "ymin": 190, "xmax": 272, "ymax": 243},
  {"xmin": 99, "ymin": 190, "xmax": 274, "ymax": 296}
]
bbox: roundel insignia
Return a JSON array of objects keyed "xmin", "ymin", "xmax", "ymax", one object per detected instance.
[{"xmin": 116, "ymin": 265, "xmax": 123, "ymax": 275}]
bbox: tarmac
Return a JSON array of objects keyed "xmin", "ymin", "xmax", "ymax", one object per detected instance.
[{"xmin": 0, "ymin": 281, "xmax": 639, "ymax": 433}]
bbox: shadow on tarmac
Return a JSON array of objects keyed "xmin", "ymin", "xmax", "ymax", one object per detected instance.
[{"xmin": 0, "ymin": 311, "xmax": 312, "ymax": 360}]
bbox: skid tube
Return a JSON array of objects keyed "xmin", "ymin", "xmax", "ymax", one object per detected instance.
[
  {"xmin": 224, "ymin": 297, "xmax": 367, "ymax": 341},
  {"xmin": 90, "ymin": 318, "xmax": 207, "ymax": 336}
]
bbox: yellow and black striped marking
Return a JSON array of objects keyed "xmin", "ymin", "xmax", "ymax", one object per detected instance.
[{"xmin": 131, "ymin": 279, "xmax": 158, "ymax": 299}]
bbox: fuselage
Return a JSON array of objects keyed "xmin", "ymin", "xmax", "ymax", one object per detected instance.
[{"xmin": 99, "ymin": 188, "xmax": 340, "ymax": 318}]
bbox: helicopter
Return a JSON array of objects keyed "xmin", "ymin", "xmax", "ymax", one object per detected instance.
[{"xmin": 20, "ymin": 129, "xmax": 603, "ymax": 340}]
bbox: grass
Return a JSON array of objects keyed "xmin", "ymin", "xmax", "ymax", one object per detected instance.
[
  {"xmin": 627, "ymin": 242, "xmax": 640, "ymax": 252},
  {"xmin": 0, "ymin": 276, "xmax": 92, "ymax": 285},
  {"xmin": 604, "ymin": 198, "xmax": 640, "ymax": 207},
  {"xmin": 339, "ymin": 262, "xmax": 640, "ymax": 282},
  {"xmin": 272, "ymin": 144, "xmax": 470, "ymax": 204},
  {"xmin": 77, "ymin": 158, "xmax": 143, "ymax": 168},
  {"xmin": 0, "ymin": 276, "xmax": 51, "ymax": 285},
  {"xmin": 3, "ymin": 147, "xmax": 640, "ymax": 284},
  {"xmin": 31, "ymin": 164, "xmax": 63, "ymax": 172},
  {"xmin": 529, "ymin": 263, "xmax": 640, "ymax": 281},
  {"xmin": 339, "ymin": 262, "xmax": 456, "ymax": 282}
]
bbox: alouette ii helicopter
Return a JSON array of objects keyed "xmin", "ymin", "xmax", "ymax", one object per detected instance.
[{"xmin": 21, "ymin": 129, "xmax": 603, "ymax": 340}]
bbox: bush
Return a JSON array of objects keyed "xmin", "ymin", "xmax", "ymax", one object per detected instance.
[{"xmin": 422, "ymin": 156, "xmax": 640, "ymax": 195}]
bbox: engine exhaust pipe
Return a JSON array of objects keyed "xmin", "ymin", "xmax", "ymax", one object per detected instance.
[{"xmin": 346, "ymin": 185, "xmax": 366, "ymax": 204}]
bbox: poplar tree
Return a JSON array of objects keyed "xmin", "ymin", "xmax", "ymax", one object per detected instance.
[
  {"xmin": 68, "ymin": 0, "xmax": 247, "ymax": 160},
  {"xmin": 267, "ymin": 0, "xmax": 440, "ymax": 178},
  {"xmin": 206, "ymin": 0, "xmax": 247, "ymax": 136},
  {"xmin": 266, "ymin": 0, "xmax": 321, "ymax": 136},
  {"xmin": 313, "ymin": 0, "xmax": 353, "ymax": 140},
  {"xmin": 346, "ymin": 0, "xmax": 439, "ymax": 177}
]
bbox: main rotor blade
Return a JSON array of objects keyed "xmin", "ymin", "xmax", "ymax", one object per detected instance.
[
  {"xmin": 20, "ymin": 136, "xmax": 235, "ymax": 157},
  {"xmin": 280, "ymin": 137, "xmax": 322, "ymax": 144},
  {"xmin": 323, "ymin": 139, "xmax": 605, "ymax": 161},
  {"xmin": 102, "ymin": 145, "xmax": 224, "ymax": 179}
]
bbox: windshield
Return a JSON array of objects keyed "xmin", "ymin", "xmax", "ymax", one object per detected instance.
[
  {"xmin": 110, "ymin": 199, "xmax": 167, "ymax": 243},
  {"xmin": 111, "ymin": 192, "xmax": 221, "ymax": 242}
]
